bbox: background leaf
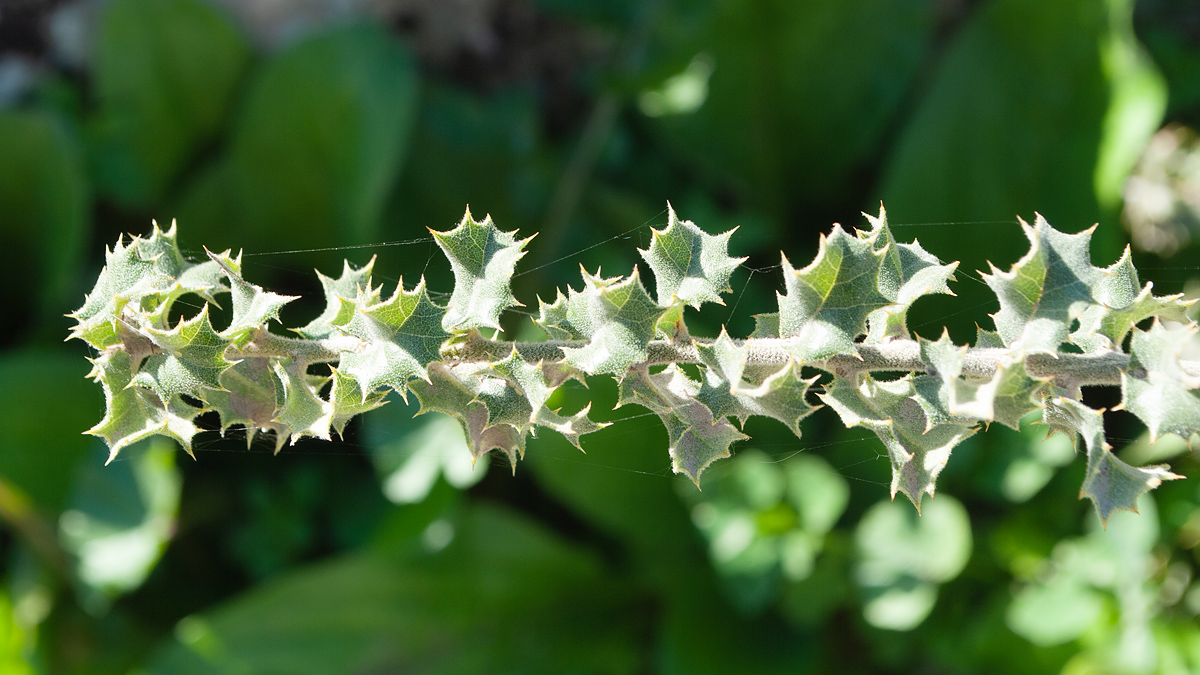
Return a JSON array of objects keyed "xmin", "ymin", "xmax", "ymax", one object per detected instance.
[
  {"xmin": 0, "ymin": 112, "xmax": 89, "ymax": 330},
  {"xmin": 177, "ymin": 23, "xmax": 420, "ymax": 268},
  {"xmin": 142, "ymin": 505, "xmax": 640, "ymax": 675},
  {"xmin": 88, "ymin": 0, "xmax": 250, "ymax": 207}
]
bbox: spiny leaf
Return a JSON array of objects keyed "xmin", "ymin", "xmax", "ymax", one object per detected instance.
[
  {"xmin": 411, "ymin": 362, "xmax": 478, "ymax": 418},
  {"xmin": 539, "ymin": 267, "xmax": 665, "ymax": 374},
  {"xmin": 464, "ymin": 404, "xmax": 524, "ymax": 468},
  {"xmin": 410, "ymin": 363, "xmax": 524, "ymax": 466},
  {"xmin": 432, "ymin": 208, "xmax": 533, "ymax": 331},
  {"xmin": 974, "ymin": 325, "xmax": 1004, "ymax": 349},
  {"xmin": 336, "ymin": 277, "xmax": 450, "ymax": 400},
  {"xmin": 207, "ymin": 249, "xmax": 298, "ymax": 344},
  {"xmin": 328, "ymin": 368, "xmax": 388, "ymax": 437},
  {"xmin": 117, "ymin": 318, "xmax": 161, "ymax": 371},
  {"xmin": 272, "ymin": 358, "xmax": 333, "ymax": 446},
  {"xmin": 87, "ymin": 350, "xmax": 202, "ymax": 462},
  {"xmin": 859, "ymin": 206, "xmax": 958, "ymax": 342},
  {"xmin": 820, "ymin": 374, "xmax": 977, "ymax": 511},
  {"xmin": 694, "ymin": 329, "xmax": 819, "ymax": 436},
  {"xmin": 1071, "ymin": 248, "xmax": 1192, "ymax": 353},
  {"xmin": 1050, "ymin": 395, "xmax": 1182, "ymax": 526},
  {"xmin": 638, "ymin": 203, "xmax": 746, "ymax": 309},
  {"xmin": 534, "ymin": 289, "xmax": 580, "ymax": 340},
  {"xmin": 201, "ymin": 357, "xmax": 279, "ymax": 438},
  {"xmin": 485, "ymin": 350, "xmax": 607, "ymax": 449},
  {"xmin": 778, "ymin": 225, "xmax": 891, "ymax": 362},
  {"xmin": 294, "ymin": 258, "xmax": 376, "ymax": 339},
  {"xmin": 618, "ymin": 364, "xmax": 748, "ymax": 485},
  {"xmin": 918, "ymin": 331, "xmax": 1048, "ymax": 430},
  {"xmin": 981, "ymin": 215, "xmax": 1104, "ymax": 353},
  {"xmin": 750, "ymin": 313, "xmax": 780, "ymax": 339},
  {"xmin": 70, "ymin": 223, "xmax": 202, "ymax": 348},
  {"xmin": 1120, "ymin": 322, "xmax": 1200, "ymax": 442},
  {"xmin": 131, "ymin": 305, "xmax": 234, "ymax": 402}
]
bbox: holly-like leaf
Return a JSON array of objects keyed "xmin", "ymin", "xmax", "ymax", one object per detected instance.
[
  {"xmin": 637, "ymin": 203, "xmax": 746, "ymax": 309},
  {"xmin": 87, "ymin": 350, "xmax": 203, "ymax": 462},
  {"xmin": 117, "ymin": 319, "xmax": 161, "ymax": 371},
  {"xmin": 617, "ymin": 364, "xmax": 748, "ymax": 485},
  {"xmin": 294, "ymin": 258, "xmax": 376, "ymax": 339},
  {"xmin": 974, "ymin": 325, "xmax": 1004, "ymax": 349},
  {"xmin": 272, "ymin": 358, "xmax": 333, "ymax": 446},
  {"xmin": 533, "ymin": 289, "xmax": 580, "ymax": 340},
  {"xmin": 820, "ymin": 374, "xmax": 977, "ymax": 510},
  {"xmin": 858, "ymin": 206, "xmax": 958, "ymax": 342},
  {"xmin": 432, "ymin": 208, "xmax": 533, "ymax": 331},
  {"xmin": 694, "ymin": 330, "xmax": 819, "ymax": 436},
  {"xmin": 1120, "ymin": 322, "xmax": 1200, "ymax": 442},
  {"xmin": 777, "ymin": 225, "xmax": 891, "ymax": 362},
  {"xmin": 749, "ymin": 313, "xmax": 780, "ymax": 339},
  {"xmin": 410, "ymin": 362, "xmax": 525, "ymax": 466},
  {"xmin": 981, "ymin": 215, "xmax": 1105, "ymax": 353},
  {"xmin": 411, "ymin": 362, "xmax": 478, "ymax": 418},
  {"xmin": 328, "ymin": 368, "xmax": 388, "ymax": 437},
  {"xmin": 918, "ymin": 331, "xmax": 1047, "ymax": 430},
  {"xmin": 1050, "ymin": 395, "xmax": 1182, "ymax": 526},
  {"xmin": 202, "ymin": 357, "xmax": 279, "ymax": 437},
  {"xmin": 1071, "ymin": 248, "xmax": 1192, "ymax": 353},
  {"xmin": 206, "ymin": 249, "xmax": 298, "ymax": 343},
  {"xmin": 411, "ymin": 353, "xmax": 605, "ymax": 468},
  {"xmin": 70, "ymin": 226, "xmax": 187, "ymax": 348},
  {"xmin": 538, "ymin": 267, "xmax": 665, "ymax": 374},
  {"xmin": 336, "ymin": 278, "xmax": 451, "ymax": 400},
  {"xmin": 131, "ymin": 305, "xmax": 234, "ymax": 402},
  {"xmin": 485, "ymin": 350, "xmax": 607, "ymax": 449}
]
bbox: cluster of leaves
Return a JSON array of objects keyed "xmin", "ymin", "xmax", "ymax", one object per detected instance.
[{"xmin": 70, "ymin": 205, "xmax": 1200, "ymax": 523}]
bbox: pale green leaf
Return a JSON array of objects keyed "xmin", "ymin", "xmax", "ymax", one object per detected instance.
[
  {"xmin": 534, "ymin": 289, "xmax": 580, "ymax": 340},
  {"xmin": 778, "ymin": 225, "xmax": 891, "ymax": 361},
  {"xmin": 328, "ymin": 368, "xmax": 388, "ymax": 438},
  {"xmin": 981, "ymin": 215, "xmax": 1105, "ymax": 353},
  {"xmin": 1120, "ymin": 321, "xmax": 1200, "ymax": 442},
  {"xmin": 1050, "ymin": 395, "xmax": 1181, "ymax": 526},
  {"xmin": 432, "ymin": 208, "xmax": 533, "ymax": 331},
  {"xmin": 70, "ymin": 226, "xmax": 186, "ymax": 348},
  {"xmin": 539, "ymin": 267, "xmax": 665, "ymax": 374},
  {"xmin": 485, "ymin": 350, "xmax": 607, "ymax": 449},
  {"xmin": 87, "ymin": 350, "xmax": 202, "ymax": 462},
  {"xmin": 695, "ymin": 330, "xmax": 819, "ymax": 436},
  {"xmin": 749, "ymin": 313, "xmax": 780, "ymax": 339},
  {"xmin": 859, "ymin": 206, "xmax": 958, "ymax": 342},
  {"xmin": 207, "ymin": 249, "xmax": 298, "ymax": 343},
  {"xmin": 61, "ymin": 438, "xmax": 182, "ymax": 603},
  {"xmin": 974, "ymin": 325, "xmax": 1004, "ymax": 349},
  {"xmin": 617, "ymin": 365, "xmax": 748, "ymax": 485},
  {"xmin": 854, "ymin": 496, "xmax": 971, "ymax": 630},
  {"xmin": 820, "ymin": 374, "xmax": 977, "ymax": 510},
  {"xmin": 918, "ymin": 331, "xmax": 1048, "ymax": 430},
  {"xmin": 1071, "ymin": 248, "xmax": 1192, "ymax": 352},
  {"xmin": 294, "ymin": 258, "xmax": 376, "ymax": 339},
  {"xmin": 336, "ymin": 278, "xmax": 450, "ymax": 400},
  {"xmin": 410, "ymin": 362, "xmax": 525, "ymax": 467},
  {"xmin": 201, "ymin": 357, "xmax": 279, "ymax": 441},
  {"xmin": 638, "ymin": 203, "xmax": 746, "ymax": 309},
  {"xmin": 411, "ymin": 362, "xmax": 478, "ymax": 419},
  {"xmin": 132, "ymin": 305, "xmax": 234, "ymax": 402},
  {"xmin": 272, "ymin": 359, "xmax": 333, "ymax": 446}
]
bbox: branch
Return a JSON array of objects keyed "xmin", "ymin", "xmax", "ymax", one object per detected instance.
[{"xmin": 446, "ymin": 335, "xmax": 1199, "ymax": 387}]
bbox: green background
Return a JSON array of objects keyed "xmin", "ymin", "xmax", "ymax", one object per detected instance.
[{"xmin": 2, "ymin": 0, "xmax": 1200, "ymax": 672}]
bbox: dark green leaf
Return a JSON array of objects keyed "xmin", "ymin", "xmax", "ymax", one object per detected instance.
[{"xmin": 89, "ymin": 0, "xmax": 249, "ymax": 206}]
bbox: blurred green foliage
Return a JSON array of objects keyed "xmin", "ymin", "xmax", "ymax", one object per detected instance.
[{"xmin": 1, "ymin": 0, "xmax": 1200, "ymax": 672}]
